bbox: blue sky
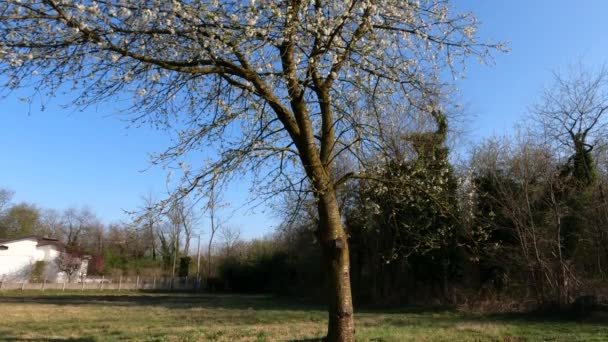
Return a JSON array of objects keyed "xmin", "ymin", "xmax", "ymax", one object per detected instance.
[
  {"xmin": 1, "ymin": 0, "xmax": 608, "ymax": 239},
  {"xmin": 458, "ymin": 0, "xmax": 608, "ymax": 139}
]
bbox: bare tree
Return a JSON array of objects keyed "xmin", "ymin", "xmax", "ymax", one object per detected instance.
[
  {"xmin": 534, "ymin": 63, "xmax": 608, "ymax": 156},
  {"xmin": 0, "ymin": 1, "xmax": 503, "ymax": 339},
  {"xmin": 165, "ymin": 202, "xmax": 183, "ymax": 278},
  {"xmin": 0, "ymin": 188, "xmax": 13, "ymax": 213},
  {"xmin": 206, "ymin": 172, "xmax": 223, "ymax": 280},
  {"xmin": 60, "ymin": 207, "xmax": 99, "ymax": 248},
  {"xmin": 532, "ymin": 64, "xmax": 608, "ymax": 293},
  {"xmin": 471, "ymin": 134, "xmax": 583, "ymax": 307},
  {"xmin": 220, "ymin": 225, "xmax": 242, "ymax": 259},
  {"xmin": 170, "ymin": 197, "xmax": 198, "ymax": 255},
  {"xmin": 137, "ymin": 192, "xmax": 161, "ymax": 261},
  {"xmin": 40, "ymin": 208, "xmax": 63, "ymax": 238}
]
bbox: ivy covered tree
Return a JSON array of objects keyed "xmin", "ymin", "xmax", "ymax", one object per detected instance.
[
  {"xmin": 0, "ymin": 1, "xmax": 502, "ymax": 339},
  {"xmin": 346, "ymin": 108, "xmax": 462, "ymax": 303},
  {"xmin": 534, "ymin": 65, "xmax": 608, "ymax": 263}
]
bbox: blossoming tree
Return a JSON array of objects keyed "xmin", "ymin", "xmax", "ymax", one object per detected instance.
[{"xmin": 0, "ymin": 1, "xmax": 503, "ymax": 340}]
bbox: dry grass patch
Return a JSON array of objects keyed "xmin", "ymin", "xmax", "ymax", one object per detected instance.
[{"xmin": 0, "ymin": 291, "xmax": 606, "ymax": 341}]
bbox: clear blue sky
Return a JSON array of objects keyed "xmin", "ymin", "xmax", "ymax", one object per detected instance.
[
  {"xmin": 1, "ymin": 0, "xmax": 607, "ymax": 239},
  {"xmin": 458, "ymin": 0, "xmax": 608, "ymax": 139}
]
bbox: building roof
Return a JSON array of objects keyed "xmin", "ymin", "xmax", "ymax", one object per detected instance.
[{"xmin": 0, "ymin": 236, "xmax": 64, "ymax": 249}]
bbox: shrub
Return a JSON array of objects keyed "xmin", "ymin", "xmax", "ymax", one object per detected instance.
[
  {"xmin": 30, "ymin": 260, "xmax": 46, "ymax": 282},
  {"xmin": 179, "ymin": 257, "xmax": 191, "ymax": 277}
]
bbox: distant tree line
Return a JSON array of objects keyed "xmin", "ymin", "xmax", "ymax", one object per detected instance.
[{"xmin": 0, "ymin": 191, "xmax": 201, "ymax": 278}]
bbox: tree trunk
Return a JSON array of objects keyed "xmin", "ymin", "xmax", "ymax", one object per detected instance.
[
  {"xmin": 150, "ymin": 223, "xmax": 157, "ymax": 261},
  {"xmin": 317, "ymin": 192, "xmax": 355, "ymax": 342}
]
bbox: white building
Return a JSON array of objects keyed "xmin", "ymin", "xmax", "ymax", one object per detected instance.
[{"xmin": 0, "ymin": 236, "xmax": 89, "ymax": 283}]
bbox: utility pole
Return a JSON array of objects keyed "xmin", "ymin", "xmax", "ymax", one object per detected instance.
[
  {"xmin": 171, "ymin": 220, "xmax": 178, "ymax": 290},
  {"xmin": 196, "ymin": 234, "xmax": 201, "ymax": 289}
]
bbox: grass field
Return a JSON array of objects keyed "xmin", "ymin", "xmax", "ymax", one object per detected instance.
[{"xmin": 0, "ymin": 291, "xmax": 606, "ymax": 341}]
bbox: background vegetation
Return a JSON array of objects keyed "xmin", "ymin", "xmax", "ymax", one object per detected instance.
[{"xmin": 2, "ymin": 65, "xmax": 608, "ymax": 315}]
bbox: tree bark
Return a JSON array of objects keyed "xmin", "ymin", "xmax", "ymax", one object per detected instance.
[{"xmin": 317, "ymin": 191, "xmax": 355, "ymax": 342}]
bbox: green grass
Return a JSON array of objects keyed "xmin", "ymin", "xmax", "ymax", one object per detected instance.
[{"xmin": 0, "ymin": 291, "xmax": 606, "ymax": 341}]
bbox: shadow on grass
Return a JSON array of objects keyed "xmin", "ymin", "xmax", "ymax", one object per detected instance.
[
  {"xmin": 0, "ymin": 291, "xmax": 324, "ymax": 312},
  {"xmin": 0, "ymin": 291, "xmax": 460, "ymax": 317},
  {"xmin": 1, "ymin": 291, "xmax": 606, "ymax": 328},
  {"xmin": 0, "ymin": 334, "xmax": 95, "ymax": 342},
  {"xmin": 483, "ymin": 308, "xmax": 608, "ymax": 325},
  {"xmin": 373, "ymin": 307, "xmax": 608, "ymax": 330}
]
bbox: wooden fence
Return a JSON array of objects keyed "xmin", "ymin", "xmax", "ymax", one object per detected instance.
[{"xmin": 0, "ymin": 276, "xmax": 200, "ymax": 291}]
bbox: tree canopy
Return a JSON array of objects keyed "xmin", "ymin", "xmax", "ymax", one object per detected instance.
[{"xmin": 0, "ymin": 0, "xmax": 503, "ymax": 197}]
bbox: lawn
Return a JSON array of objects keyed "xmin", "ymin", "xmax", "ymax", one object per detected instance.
[{"xmin": 0, "ymin": 291, "xmax": 606, "ymax": 341}]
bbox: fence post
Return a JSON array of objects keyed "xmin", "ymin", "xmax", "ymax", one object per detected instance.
[
  {"xmin": 62, "ymin": 280, "xmax": 66, "ymax": 292},
  {"xmin": 136, "ymin": 276, "xmax": 139, "ymax": 290},
  {"xmin": 21, "ymin": 280, "xmax": 25, "ymax": 291},
  {"xmin": 153, "ymin": 276, "xmax": 156, "ymax": 290},
  {"xmin": 81, "ymin": 279, "xmax": 85, "ymax": 291},
  {"xmin": 100, "ymin": 276, "xmax": 104, "ymax": 290},
  {"xmin": 118, "ymin": 276, "xmax": 122, "ymax": 291}
]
